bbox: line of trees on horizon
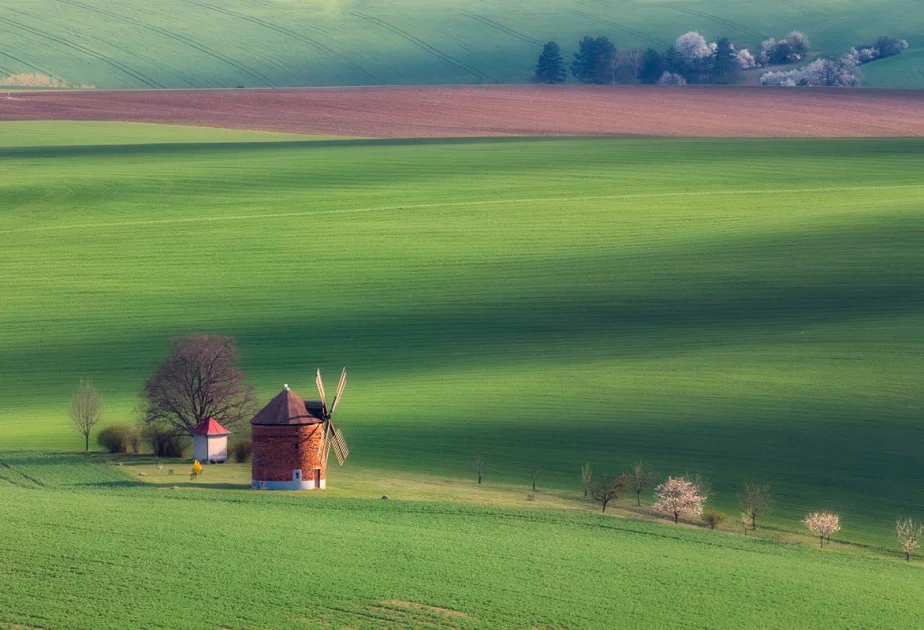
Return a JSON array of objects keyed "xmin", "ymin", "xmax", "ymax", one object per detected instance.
[
  {"xmin": 534, "ymin": 31, "xmax": 910, "ymax": 87},
  {"xmin": 473, "ymin": 455, "xmax": 923, "ymax": 562}
]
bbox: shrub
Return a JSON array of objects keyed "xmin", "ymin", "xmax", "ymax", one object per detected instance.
[
  {"xmin": 876, "ymin": 36, "xmax": 908, "ymax": 59},
  {"xmin": 127, "ymin": 428, "xmax": 141, "ymax": 454},
  {"xmin": 143, "ymin": 424, "xmax": 186, "ymax": 458},
  {"xmin": 703, "ymin": 510, "xmax": 727, "ymax": 530},
  {"xmin": 233, "ymin": 440, "xmax": 253, "ymax": 463},
  {"xmin": 96, "ymin": 424, "xmax": 132, "ymax": 453},
  {"xmin": 657, "ymin": 71, "xmax": 686, "ymax": 85}
]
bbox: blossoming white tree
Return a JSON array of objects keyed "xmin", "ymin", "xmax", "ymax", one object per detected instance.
[
  {"xmin": 803, "ymin": 512, "xmax": 840, "ymax": 548},
  {"xmin": 653, "ymin": 476, "xmax": 707, "ymax": 523},
  {"xmin": 657, "ymin": 71, "xmax": 686, "ymax": 85},
  {"xmin": 674, "ymin": 32, "xmax": 714, "ymax": 63},
  {"xmin": 896, "ymin": 518, "xmax": 923, "ymax": 563}
]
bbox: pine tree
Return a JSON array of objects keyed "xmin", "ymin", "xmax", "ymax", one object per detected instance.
[
  {"xmin": 639, "ymin": 48, "xmax": 664, "ymax": 84},
  {"xmin": 712, "ymin": 37, "xmax": 739, "ymax": 84},
  {"xmin": 571, "ymin": 36, "xmax": 617, "ymax": 84},
  {"xmin": 535, "ymin": 41, "xmax": 566, "ymax": 83}
]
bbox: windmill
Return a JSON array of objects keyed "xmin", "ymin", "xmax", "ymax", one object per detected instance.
[{"xmin": 315, "ymin": 368, "xmax": 350, "ymax": 466}]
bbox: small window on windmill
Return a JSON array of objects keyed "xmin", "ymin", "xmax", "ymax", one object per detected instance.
[{"xmin": 293, "ymin": 469, "xmax": 302, "ymax": 482}]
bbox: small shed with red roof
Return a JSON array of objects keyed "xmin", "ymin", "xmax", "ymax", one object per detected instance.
[{"xmin": 193, "ymin": 417, "xmax": 231, "ymax": 464}]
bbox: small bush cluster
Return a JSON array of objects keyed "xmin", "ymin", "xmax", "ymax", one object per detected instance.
[
  {"xmin": 143, "ymin": 424, "xmax": 186, "ymax": 458},
  {"xmin": 761, "ymin": 52, "xmax": 860, "ymax": 87},
  {"xmin": 233, "ymin": 440, "xmax": 253, "ymax": 463},
  {"xmin": 852, "ymin": 36, "xmax": 909, "ymax": 64},
  {"xmin": 96, "ymin": 425, "xmax": 133, "ymax": 453}
]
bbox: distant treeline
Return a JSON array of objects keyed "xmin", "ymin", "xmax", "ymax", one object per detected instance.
[{"xmin": 534, "ymin": 32, "xmax": 910, "ymax": 87}]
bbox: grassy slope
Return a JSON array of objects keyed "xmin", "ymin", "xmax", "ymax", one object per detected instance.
[
  {"xmin": 0, "ymin": 453, "xmax": 922, "ymax": 630},
  {"xmin": 862, "ymin": 46, "xmax": 924, "ymax": 87},
  {"xmin": 1, "ymin": 122, "xmax": 922, "ymax": 550},
  {"xmin": 0, "ymin": 0, "xmax": 921, "ymax": 88}
]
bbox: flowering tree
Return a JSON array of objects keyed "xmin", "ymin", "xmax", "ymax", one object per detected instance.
[
  {"xmin": 803, "ymin": 512, "xmax": 840, "ymax": 547},
  {"xmin": 896, "ymin": 518, "xmax": 923, "ymax": 563},
  {"xmin": 736, "ymin": 48, "xmax": 757, "ymax": 69},
  {"xmin": 657, "ymin": 71, "xmax": 686, "ymax": 85},
  {"xmin": 761, "ymin": 51, "xmax": 859, "ymax": 87},
  {"xmin": 674, "ymin": 32, "xmax": 714, "ymax": 63},
  {"xmin": 653, "ymin": 476, "xmax": 707, "ymax": 523}
]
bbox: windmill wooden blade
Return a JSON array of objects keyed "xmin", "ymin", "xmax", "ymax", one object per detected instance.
[
  {"xmin": 315, "ymin": 369, "xmax": 327, "ymax": 411},
  {"xmin": 330, "ymin": 368, "xmax": 347, "ymax": 414},
  {"xmin": 330, "ymin": 425, "xmax": 349, "ymax": 466}
]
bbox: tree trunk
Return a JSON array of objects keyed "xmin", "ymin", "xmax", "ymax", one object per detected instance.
[
  {"xmin": 674, "ymin": 512, "xmax": 679, "ymax": 523},
  {"xmin": 584, "ymin": 487, "xmax": 587, "ymax": 498},
  {"xmin": 751, "ymin": 516, "xmax": 757, "ymax": 530},
  {"xmin": 477, "ymin": 474, "xmax": 481, "ymax": 485},
  {"xmin": 85, "ymin": 433, "xmax": 89, "ymax": 451},
  {"xmin": 819, "ymin": 536, "xmax": 824, "ymax": 548},
  {"xmin": 602, "ymin": 499, "xmax": 608, "ymax": 513},
  {"xmin": 636, "ymin": 492, "xmax": 641, "ymax": 507},
  {"xmin": 532, "ymin": 480, "xmax": 536, "ymax": 492}
]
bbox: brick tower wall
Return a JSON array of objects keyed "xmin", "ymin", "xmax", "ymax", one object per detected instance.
[{"xmin": 251, "ymin": 424, "xmax": 326, "ymax": 488}]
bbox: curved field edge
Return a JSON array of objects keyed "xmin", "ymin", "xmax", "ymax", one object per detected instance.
[
  {"xmin": 0, "ymin": 124, "xmax": 922, "ymax": 553},
  {"xmin": 0, "ymin": 0, "xmax": 922, "ymax": 89},
  {"xmin": 4, "ymin": 86, "xmax": 924, "ymax": 138},
  {"xmin": 0, "ymin": 452, "xmax": 922, "ymax": 630}
]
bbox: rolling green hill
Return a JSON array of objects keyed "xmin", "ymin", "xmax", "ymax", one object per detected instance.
[
  {"xmin": 0, "ymin": 0, "xmax": 920, "ymax": 88},
  {"xmin": 0, "ymin": 452, "xmax": 922, "ymax": 629},
  {"xmin": 1, "ymin": 122, "xmax": 922, "ymax": 552}
]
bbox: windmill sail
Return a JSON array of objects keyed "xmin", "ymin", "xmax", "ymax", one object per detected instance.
[
  {"xmin": 315, "ymin": 369, "xmax": 327, "ymax": 411},
  {"xmin": 330, "ymin": 368, "xmax": 347, "ymax": 414},
  {"xmin": 331, "ymin": 426, "xmax": 349, "ymax": 466}
]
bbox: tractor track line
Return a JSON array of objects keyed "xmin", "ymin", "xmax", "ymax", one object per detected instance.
[
  {"xmin": 351, "ymin": 11, "xmax": 493, "ymax": 82},
  {"xmin": 2, "ymin": 183, "xmax": 921, "ymax": 236},
  {"xmin": 0, "ymin": 13, "xmax": 162, "ymax": 88},
  {"xmin": 568, "ymin": 10, "xmax": 668, "ymax": 47},
  {"xmin": 779, "ymin": 0, "xmax": 825, "ymax": 18},
  {"xmin": 667, "ymin": 6, "xmax": 767, "ymax": 40},
  {"xmin": 181, "ymin": 0, "xmax": 383, "ymax": 85},
  {"xmin": 460, "ymin": 13, "xmax": 543, "ymax": 46},
  {"xmin": 52, "ymin": 0, "xmax": 277, "ymax": 87},
  {"xmin": 0, "ymin": 49, "xmax": 60, "ymax": 80}
]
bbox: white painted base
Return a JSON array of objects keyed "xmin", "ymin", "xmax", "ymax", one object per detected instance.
[{"xmin": 252, "ymin": 479, "xmax": 326, "ymax": 490}]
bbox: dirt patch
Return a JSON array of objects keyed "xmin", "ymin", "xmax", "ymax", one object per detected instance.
[
  {"xmin": 382, "ymin": 601, "xmax": 469, "ymax": 618},
  {"xmin": 2, "ymin": 85, "xmax": 924, "ymax": 138}
]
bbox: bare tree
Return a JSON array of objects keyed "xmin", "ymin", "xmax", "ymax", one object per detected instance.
[
  {"xmin": 140, "ymin": 334, "xmax": 256, "ymax": 436},
  {"xmin": 803, "ymin": 512, "xmax": 840, "ymax": 548},
  {"xmin": 626, "ymin": 49, "xmax": 644, "ymax": 80},
  {"xmin": 739, "ymin": 482, "xmax": 774, "ymax": 530},
  {"xmin": 897, "ymin": 518, "xmax": 923, "ymax": 563},
  {"xmin": 581, "ymin": 461, "xmax": 592, "ymax": 498},
  {"xmin": 591, "ymin": 474, "xmax": 625, "ymax": 513},
  {"xmin": 624, "ymin": 461, "xmax": 658, "ymax": 507},
  {"xmin": 473, "ymin": 455, "xmax": 485, "ymax": 485},
  {"xmin": 529, "ymin": 467, "xmax": 540, "ymax": 492},
  {"xmin": 68, "ymin": 380, "xmax": 103, "ymax": 451},
  {"xmin": 653, "ymin": 476, "xmax": 707, "ymax": 523}
]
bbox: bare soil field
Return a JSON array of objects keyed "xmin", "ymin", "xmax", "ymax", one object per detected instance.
[{"xmin": 2, "ymin": 85, "xmax": 924, "ymax": 137}]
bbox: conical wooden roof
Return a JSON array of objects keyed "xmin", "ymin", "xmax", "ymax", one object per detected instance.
[
  {"xmin": 192, "ymin": 417, "xmax": 231, "ymax": 436},
  {"xmin": 250, "ymin": 387, "xmax": 324, "ymax": 426}
]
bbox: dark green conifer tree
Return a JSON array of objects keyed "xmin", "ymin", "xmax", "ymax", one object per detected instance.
[{"xmin": 535, "ymin": 41, "xmax": 567, "ymax": 83}]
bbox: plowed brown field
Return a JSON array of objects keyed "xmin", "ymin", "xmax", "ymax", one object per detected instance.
[{"xmin": 3, "ymin": 85, "xmax": 924, "ymax": 138}]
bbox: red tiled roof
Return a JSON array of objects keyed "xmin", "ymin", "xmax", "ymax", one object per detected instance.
[
  {"xmin": 250, "ymin": 387, "xmax": 324, "ymax": 426},
  {"xmin": 192, "ymin": 417, "xmax": 231, "ymax": 436}
]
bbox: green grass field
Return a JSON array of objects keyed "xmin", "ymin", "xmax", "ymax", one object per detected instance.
[
  {"xmin": 0, "ymin": 452, "xmax": 922, "ymax": 629},
  {"xmin": 1, "ymin": 122, "xmax": 923, "ymax": 558},
  {"xmin": 0, "ymin": 0, "xmax": 921, "ymax": 88}
]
